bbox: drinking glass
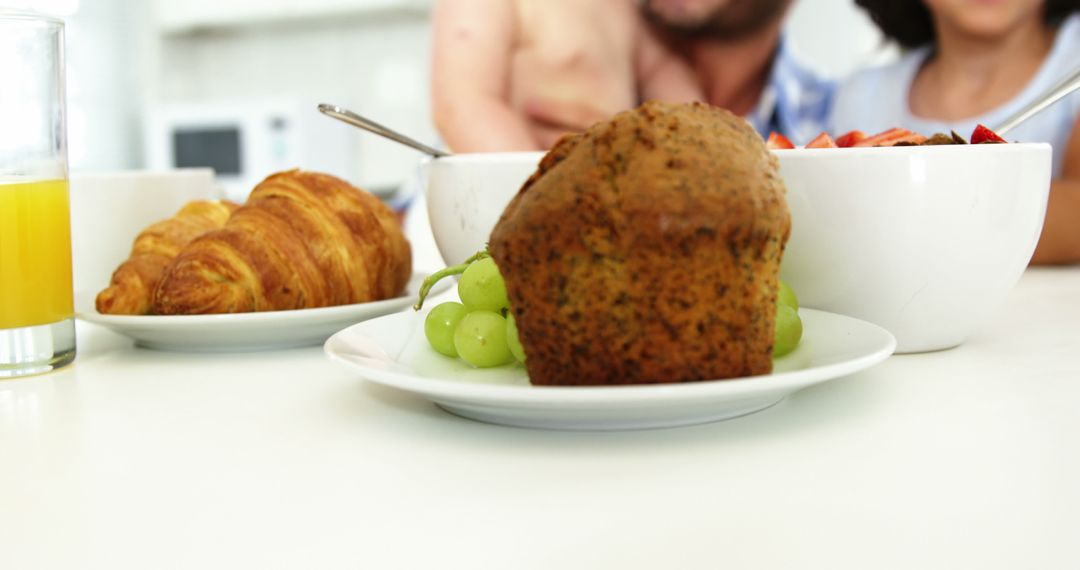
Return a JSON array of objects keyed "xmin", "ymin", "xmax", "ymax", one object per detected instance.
[{"xmin": 0, "ymin": 13, "xmax": 75, "ymax": 378}]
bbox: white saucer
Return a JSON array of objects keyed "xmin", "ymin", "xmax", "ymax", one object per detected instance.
[
  {"xmin": 77, "ymin": 273, "xmax": 448, "ymax": 352},
  {"xmin": 324, "ymin": 308, "xmax": 897, "ymax": 430}
]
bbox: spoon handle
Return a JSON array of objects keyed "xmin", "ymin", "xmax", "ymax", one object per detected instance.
[
  {"xmin": 994, "ymin": 66, "xmax": 1080, "ymax": 137},
  {"xmin": 318, "ymin": 103, "xmax": 451, "ymax": 158}
]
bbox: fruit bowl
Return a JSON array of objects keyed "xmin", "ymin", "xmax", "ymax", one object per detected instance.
[
  {"xmin": 422, "ymin": 143, "xmax": 1051, "ymax": 352},
  {"xmin": 775, "ymin": 143, "xmax": 1050, "ymax": 352}
]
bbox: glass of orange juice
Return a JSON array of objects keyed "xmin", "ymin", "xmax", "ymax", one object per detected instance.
[{"xmin": 0, "ymin": 13, "xmax": 76, "ymax": 378}]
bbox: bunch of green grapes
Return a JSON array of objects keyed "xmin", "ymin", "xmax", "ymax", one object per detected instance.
[
  {"xmin": 415, "ymin": 253, "xmax": 525, "ymax": 368},
  {"xmin": 774, "ymin": 280, "xmax": 803, "ymax": 357}
]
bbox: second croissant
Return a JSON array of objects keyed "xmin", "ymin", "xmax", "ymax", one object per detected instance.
[{"xmin": 153, "ymin": 170, "xmax": 412, "ymax": 315}]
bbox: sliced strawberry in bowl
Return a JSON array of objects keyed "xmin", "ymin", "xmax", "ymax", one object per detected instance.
[
  {"xmin": 854, "ymin": 127, "xmax": 928, "ymax": 147},
  {"xmin": 970, "ymin": 124, "xmax": 1007, "ymax": 144},
  {"xmin": 765, "ymin": 131, "xmax": 795, "ymax": 150},
  {"xmin": 834, "ymin": 130, "xmax": 865, "ymax": 148},
  {"xmin": 806, "ymin": 132, "xmax": 837, "ymax": 148}
]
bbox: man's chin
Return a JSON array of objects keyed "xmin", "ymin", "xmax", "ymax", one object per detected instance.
[
  {"xmin": 641, "ymin": 0, "xmax": 789, "ymax": 40},
  {"xmin": 640, "ymin": 0, "xmax": 717, "ymax": 27}
]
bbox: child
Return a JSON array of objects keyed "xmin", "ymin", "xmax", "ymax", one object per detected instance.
[
  {"xmin": 431, "ymin": 0, "xmax": 704, "ymax": 153},
  {"xmin": 831, "ymin": 0, "xmax": 1080, "ymax": 264}
]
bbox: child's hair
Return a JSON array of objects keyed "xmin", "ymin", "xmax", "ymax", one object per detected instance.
[{"xmin": 855, "ymin": 0, "xmax": 1080, "ymax": 48}]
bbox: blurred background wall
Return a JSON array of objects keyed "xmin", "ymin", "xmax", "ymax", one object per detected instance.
[{"xmin": 7, "ymin": 0, "xmax": 897, "ymax": 191}]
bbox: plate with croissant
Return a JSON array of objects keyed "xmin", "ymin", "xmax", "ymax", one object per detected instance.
[{"xmin": 77, "ymin": 170, "xmax": 445, "ymax": 351}]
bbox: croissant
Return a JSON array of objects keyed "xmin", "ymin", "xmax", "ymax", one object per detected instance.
[
  {"xmin": 153, "ymin": 170, "xmax": 412, "ymax": 314},
  {"xmin": 95, "ymin": 200, "xmax": 239, "ymax": 315}
]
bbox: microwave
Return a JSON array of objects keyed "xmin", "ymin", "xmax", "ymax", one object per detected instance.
[{"xmin": 145, "ymin": 99, "xmax": 355, "ymax": 201}]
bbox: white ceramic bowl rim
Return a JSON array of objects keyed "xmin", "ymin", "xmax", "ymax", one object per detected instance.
[
  {"xmin": 771, "ymin": 141, "xmax": 1050, "ymax": 158},
  {"xmin": 421, "ymin": 151, "xmax": 545, "ymax": 166}
]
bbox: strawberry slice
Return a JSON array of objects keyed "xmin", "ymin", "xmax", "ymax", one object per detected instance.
[
  {"xmin": 970, "ymin": 124, "xmax": 1006, "ymax": 144},
  {"xmin": 834, "ymin": 130, "xmax": 866, "ymax": 148},
  {"xmin": 854, "ymin": 127, "xmax": 928, "ymax": 147},
  {"xmin": 806, "ymin": 132, "xmax": 837, "ymax": 148},
  {"xmin": 766, "ymin": 132, "xmax": 795, "ymax": 150}
]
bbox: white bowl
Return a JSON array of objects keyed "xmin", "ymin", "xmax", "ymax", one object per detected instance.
[
  {"xmin": 777, "ymin": 143, "xmax": 1050, "ymax": 352},
  {"xmin": 423, "ymin": 152, "xmax": 543, "ymax": 265},
  {"xmin": 422, "ymin": 144, "xmax": 1051, "ymax": 352}
]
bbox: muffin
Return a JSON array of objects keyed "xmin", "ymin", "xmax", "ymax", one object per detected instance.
[{"xmin": 488, "ymin": 101, "xmax": 790, "ymax": 385}]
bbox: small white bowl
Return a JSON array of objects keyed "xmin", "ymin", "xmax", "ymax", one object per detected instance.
[
  {"xmin": 423, "ymin": 152, "xmax": 543, "ymax": 265},
  {"xmin": 422, "ymin": 143, "xmax": 1051, "ymax": 353}
]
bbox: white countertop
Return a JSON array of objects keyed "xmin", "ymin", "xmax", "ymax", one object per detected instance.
[{"xmin": 2, "ymin": 268, "xmax": 1079, "ymax": 569}]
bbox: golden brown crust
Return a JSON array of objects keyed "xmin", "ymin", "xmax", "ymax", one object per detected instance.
[
  {"xmin": 152, "ymin": 170, "xmax": 411, "ymax": 315},
  {"xmin": 489, "ymin": 101, "xmax": 790, "ymax": 386},
  {"xmin": 95, "ymin": 200, "xmax": 239, "ymax": 315}
]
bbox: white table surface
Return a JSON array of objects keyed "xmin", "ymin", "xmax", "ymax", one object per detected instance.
[{"xmin": 2, "ymin": 268, "xmax": 1079, "ymax": 570}]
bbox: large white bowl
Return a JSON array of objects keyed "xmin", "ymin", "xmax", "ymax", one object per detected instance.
[
  {"xmin": 777, "ymin": 143, "xmax": 1050, "ymax": 352},
  {"xmin": 422, "ymin": 144, "xmax": 1051, "ymax": 352}
]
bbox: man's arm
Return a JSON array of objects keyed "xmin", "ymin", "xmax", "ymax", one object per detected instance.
[
  {"xmin": 431, "ymin": 0, "xmax": 539, "ymax": 152},
  {"xmin": 1031, "ymin": 115, "xmax": 1080, "ymax": 265}
]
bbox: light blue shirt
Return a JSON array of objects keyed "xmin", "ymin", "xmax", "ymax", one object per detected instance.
[
  {"xmin": 830, "ymin": 14, "xmax": 1080, "ymax": 177},
  {"xmin": 746, "ymin": 37, "xmax": 836, "ymax": 146}
]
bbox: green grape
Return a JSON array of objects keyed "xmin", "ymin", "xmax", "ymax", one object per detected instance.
[
  {"xmin": 414, "ymin": 250, "xmax": 489, "ymax": 311},
  {"xmin": 506, "ymin": 313, "xmax": 526, "ymax": 363},
  {"xmin": 778, "ymin": 280, "xmax": 799, "ymax": 310},
  {"xmin": 425, "ymin": 302, "xmax": 468, "ymax": 357},
  {"xmin": 454, "ymin": 310, "xmax": 514, "ymax": 368},
  {"xmin": 458, "ymin": 257, "xmax": 509, "ymax": 312},
  {"xmin": 773, "ymin": 303, "xmax": 803, "ymax": 358}
]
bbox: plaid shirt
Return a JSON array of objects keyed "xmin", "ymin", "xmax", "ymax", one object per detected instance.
[{"xmin": 746, "ymin": 37, "xmax": 835, "ymax": 146}]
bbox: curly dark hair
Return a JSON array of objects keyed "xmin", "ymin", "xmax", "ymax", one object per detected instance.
[{"xmin": 854, "ymin": 0, "xmax": 1080, "ymax": 48}]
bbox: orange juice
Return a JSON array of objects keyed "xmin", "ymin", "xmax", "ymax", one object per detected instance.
[{"xmin": 0, "ymin": 179, "xmax": 74, "ymax": 329}]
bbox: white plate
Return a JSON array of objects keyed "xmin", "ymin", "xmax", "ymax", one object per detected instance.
[
  {"xmin": 324, "ymin": 308, "xmax": 897, "ymax": 430},
  {"xmin": 77, "ymin": 273, "xmax": 448, "ymax": 352}
]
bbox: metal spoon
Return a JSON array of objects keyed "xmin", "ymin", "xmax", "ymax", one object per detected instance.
[
  {"xmin": 994, "ymin": 66, "xmax": 1080, "ymax": 136},
  {"xmin": 318, "ymin": 103, "xmax": 451, "ymax": 158}
]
